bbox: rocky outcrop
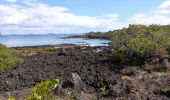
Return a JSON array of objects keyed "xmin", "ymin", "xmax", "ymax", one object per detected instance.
[{"xmin": 0, "ymin": 46, "xmax": 169, "ymax": 100}]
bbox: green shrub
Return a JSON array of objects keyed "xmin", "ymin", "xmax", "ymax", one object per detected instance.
[
  {"xmin": 126, "ymin": 36, "xmax": 157, "ymax": 57},
  {"xmin": 0, "ymin": 44, "xmax": 23, "ymax": 72},
  {"xmin": 7, "ymin": 97, "xmax": 16, "ymax": 100},
  {"xmin": 110, "ymin": 25, "xmax": 170, "ymax": 65},
  {"xmin": 27, "ymin": 79, "xmax": 59, "ymax": 100},
  {"xmin": 111, "ymin": 30, "xmax": 133, "ymax": 50}
]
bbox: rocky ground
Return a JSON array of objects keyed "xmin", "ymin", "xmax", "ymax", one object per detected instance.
[{"xmin": 0, "ymin": 46, "xmax": 169, "ymax": 100}]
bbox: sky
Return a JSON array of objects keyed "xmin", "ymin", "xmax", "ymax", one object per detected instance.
[{"xmin": 0, "ymin": 0, "xmax": 170, "ymax": 35}]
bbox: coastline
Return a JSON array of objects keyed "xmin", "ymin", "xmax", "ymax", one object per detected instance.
[
  {"xmin": 0, "ymin": 34, "xmax": 110, "ymax": 48},
  {"xmin": 11, "ymin": 43, "xmax": 79, "ymax": 49}
]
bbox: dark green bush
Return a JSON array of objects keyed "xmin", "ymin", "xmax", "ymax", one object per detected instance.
[{"xmin": 0, "ymin": 44, "xmax": 23, "ymax": 72}]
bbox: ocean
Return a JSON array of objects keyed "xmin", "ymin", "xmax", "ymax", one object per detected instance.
[{"xmin": 0, "ymin": 34, "xmax": 110, "ymax": 47}]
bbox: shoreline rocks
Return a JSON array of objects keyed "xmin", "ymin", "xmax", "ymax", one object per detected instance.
[{"xmin": 0, "ymin": 46, "xmax": 169, "ymax": 100}]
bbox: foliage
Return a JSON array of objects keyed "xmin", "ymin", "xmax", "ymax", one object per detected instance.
[
  {"xmin": 18, "ymin": 48, "xmax": 46, "ymax": 57},
  {"xmin": 110, "ymin": 24, "xmax": 170, "ymax": 65},
  {"xmin": 99, "ymin": 83, "xmax": 113, "ymax": 96},
  {"xmin": 126, "ymin": 36, "xmax": 157, "ymax": 57},
  {"xmin": 83, "ymin": 31, "xmax": 113, "ymax": 39},
  {"xmin": 0, "ymin": 44, "xmax": 23, "ymax": 72},
  {"xmin": 27, "ymin": 79, "xmax": 59, "ymax": 100},
  {"xmin": 18, "ymin": 46, "xmax": 74, "ymax": 57},
  {"xmin": 7, "ymin": 97, "xmax": 16, "ymax": 100},
  {"xmin": 143, "ymin": 63, "xmax": 168, "ymax": 72}
]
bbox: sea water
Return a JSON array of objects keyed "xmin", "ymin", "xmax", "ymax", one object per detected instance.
[{"xmin": 0, "ymin": 34, "xmax": 110, "ymax": 47}]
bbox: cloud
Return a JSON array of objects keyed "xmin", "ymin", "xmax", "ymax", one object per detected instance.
[
  {"xmin": 132, "ymin": 13, "xmax": 146, "ymax": 18},
  {"xmin": 129, "ymin": 14, "xmax": 170, "ymax": 25},
  {"xmin": 105, "ymin": 14, "xmax": 119, "ymax": 18},
  {"xmin": 154, "ymin": 9, "xmax": 170, "ymax": 14},
  {"xmin": 1, "ymin": 0, "xmax": 170, "ymax": 35},
  {"xmin": 4, "ymin": 0, "xmax": 17, "ymax": 3},
  {"xmin": 153, "ymin": 0, "xmax": 170, "ymax": 14},
  {"xmin": 128, "ymin": 0, "xmax": 170, "ymax": 25},
  {"xmin": 0, "ymin": 1, "xmax": 122, "ymax": 34},
  {"xmin": 157, "ymin": 0, "xmax": 170, "ymax": 9}
]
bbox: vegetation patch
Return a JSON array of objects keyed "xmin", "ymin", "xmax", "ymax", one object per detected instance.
[
  {"xmin": 110, "ymin": 25, "xmax": 170, "ymax": 68},
  {"xmin": 17, "ymin": 45, "xmax": 75, "ymax": 57},
  {"xmin": 82, "ymin": 25, "xmax": 170, "ymax": 71},
  {"xmin": 27, "ymin": 79, "xmax": 59, "ymax": 100},
  {"xmin": 7, "ymin": 97, "xmax": 16, "ymax": 100},
  {"xmin": 0, "ymin": 44, "xmax": 23, "ymax": 72}
]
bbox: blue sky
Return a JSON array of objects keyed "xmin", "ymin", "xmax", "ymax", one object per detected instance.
[
  {"xmin": 41, "ymin": 0, "xmax": 164, "ymax": 18},
  {"xmin": 0, "ymin": 0, "xmax": 170, "ymax": 34}
]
